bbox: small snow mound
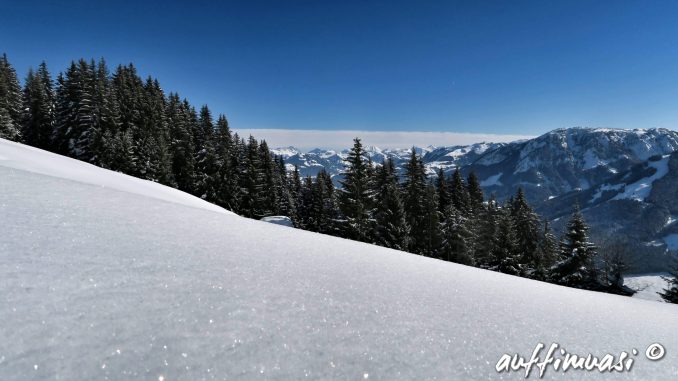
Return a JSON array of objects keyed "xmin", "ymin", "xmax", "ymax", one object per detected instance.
[{"xmin": 260, "ymin": 216, "xmax": 294, "ymax": 227}]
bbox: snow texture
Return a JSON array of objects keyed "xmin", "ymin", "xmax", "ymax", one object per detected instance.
[{"xmin": 2, "ymin": 139, "xmax": 678, "ymax": 380}]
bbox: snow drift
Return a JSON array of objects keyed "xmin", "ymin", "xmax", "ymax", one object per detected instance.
[{"xmin": 1, "ymin": 139, "xmax": 677, "ymax": 380}]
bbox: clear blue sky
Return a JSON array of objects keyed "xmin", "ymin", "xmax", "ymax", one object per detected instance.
[{"xmin": 3, "ymin": 0, "xmax": 678, "ymax": 137}]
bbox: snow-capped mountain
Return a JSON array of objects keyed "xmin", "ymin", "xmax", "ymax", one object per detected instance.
[
  {"xmin": 274, "ymin": 128, "xmax": 678, "ymax": 203},
  {"xmin": 539, "ymin": 151, "xmax": 678, "ymax": 271},
  {"xmin": 465, "ymin": 127, "xmax": 678, "ymax": 203},
  {"xmin": 272, "ymin": 142, "xmax": 504, "ymax": 183},
  {"xmin": 3, "ymin": 138, "xmax": 678, "ymax": 380}
]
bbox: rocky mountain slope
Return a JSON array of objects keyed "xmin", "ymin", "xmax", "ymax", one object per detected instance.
[{"xmin": 540, "ymin": 151, "xmax": 678, "ymax": 271}]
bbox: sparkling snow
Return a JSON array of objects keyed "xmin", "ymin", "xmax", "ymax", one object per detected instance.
[{"xmin": 2, "ymin": 139, "xmax": 678, "ymax": 380}]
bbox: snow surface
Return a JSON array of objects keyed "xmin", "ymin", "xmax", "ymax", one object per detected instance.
[
  {"xmin": 2, "ymin": 140, "xmax": 678, "ymax": 380},
  {"xmin": 624, "ymin": 274, "xmax": 670, "ymax": 302},
  {"xmin": 0, "ymin": 139, "xmax": 231, "ymax": 215}
]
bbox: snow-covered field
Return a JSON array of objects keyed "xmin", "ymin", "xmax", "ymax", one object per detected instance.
[{"xmin": 1, "ymin": 139, "xmax": 678, "ymax": 380}]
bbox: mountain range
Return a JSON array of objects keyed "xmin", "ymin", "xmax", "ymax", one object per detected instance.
[{"xmin": 273, "ymin": 127, "xmax": 678, "ymax": 272}]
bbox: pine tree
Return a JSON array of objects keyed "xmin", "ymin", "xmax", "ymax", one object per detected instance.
[
  {"xmin": 373, "ymin": 158, "xmax": 410, "ymax": 250},
  {"xmin": 338, "ymin": 138, "xmax": 374, "ymax": 242},
  {"xmin": 550, "ymin": 205, "xmax": 599, "ymax": 289},
  {"xmin": 0, "ymin": 53, "xmax": 22, "ymax": 141}
]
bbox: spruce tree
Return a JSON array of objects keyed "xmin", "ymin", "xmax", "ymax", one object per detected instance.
[
  {"xmin": 536, "ymin": 220, "xmax": 558, "ymax": 279},
  {"xmin": 550, "ymin": 205, "xmax": 600, "ymax": 289},
  {"xmin": 440, "ymin": 204, "xmax": 473, "ymax": 265},
  {"xmin": 449, "ymin": 168, "xmax": 470, "ymax": 214},
  {"xmin": 466, "ymin": 171, "xmax": 484, "ymax": 212},
  {"xmin": 492, "ymin": 205, "xmax": 522, "ymax": 276},
  {"xmin": 474, "ymin": 196, "xmax": 499, "ymax": 268},
  {"xmin": 0, "ymin": 53, "xmax": 22, "ymax": 141},
  {"xmin": 402, "ymin": 147, "xmax": 429, "ymax": 254},
  {"xmin": 435, "ymin": 168, "xmax": 451, "ymax": 213},
  {"xmin": 420, "ymin": 184, "xmax": 443, "ymax": 257},
  {"xmin": 511, "ymin": 188, "xmax": 543, "ymax": 278},
  {"xmin": 337, "ymin": 138, "xmax": 374, "ymax": 242},
  {"xmin": 373, "ymin": 158, "xmax": 410, "ymax": 250},
  {"xmin": 194, "ymin": 105, "xmax": 219, "ymax": 200},
  {"xmin": 166, "ymin": 94, "xmax": 196, "ymax": 191},
  {"xmin": 308, "ymin": 170, "xmax": 339, "ymax": 234},
  {"xmin": 259, "ymin": 140, "xmax": 279, "ymax": 216},
  {"xmin": 21, "ymin": 62, "xmax": 55, "ymax": 150},
  {"xmin": 240, "ymin": 136, "xmax": 266, "ymax": 218}
]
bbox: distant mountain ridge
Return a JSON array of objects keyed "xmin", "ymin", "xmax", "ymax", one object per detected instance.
[
  {"xmin": 273, "ymin": 127, "xmax": 678, "ymax": 271},
  {"xmin": 272, "ymin": 142, "xmax": 505, "ymax": 184}
]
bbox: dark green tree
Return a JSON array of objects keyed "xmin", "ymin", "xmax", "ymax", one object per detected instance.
[
  {"xmin": 0, "ymin": 53, "xmax": 22, "ymax": 141},
  {"xmin": 440, "ymin": 205, "xmax": 473, "ymax": 265},
  {"xmin": 338, "ymin": 138, "xmax": 374, "ymax": 242},
  {"xmin": 550, "ymin": 205, "xmax": 599, "ymax": 289},
  {"xmin": 402, "ymin": 147, "xmax": 429, "ymax": 254},
  {"xmin": 21, "ymin": 62, "xmax": 55, "ymax": 150},
  {"xmin": 373, "ymin": 158, "xmax": 410, "ymax": 250}
]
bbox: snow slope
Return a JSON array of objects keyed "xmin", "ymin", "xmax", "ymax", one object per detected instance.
[
  {"xmin": 0, "ymin": 138, "xmax": 230, "ymax": 214},
  {"xmin": 2, "ymin": 140, "xmax": 678, "ymax": 380}
]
